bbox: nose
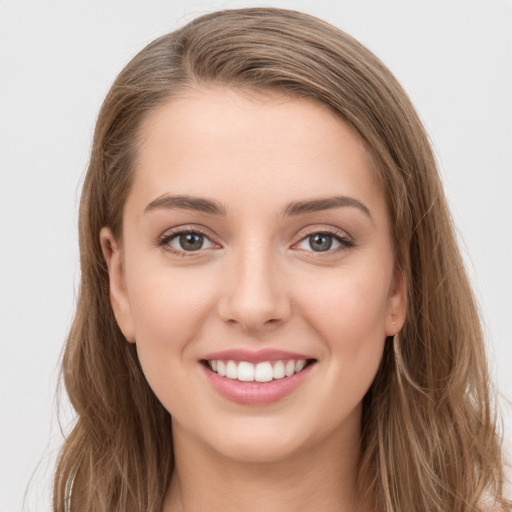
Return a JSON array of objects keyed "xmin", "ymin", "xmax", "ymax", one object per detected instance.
[{"xmin": 218, "ymin": 244, "xmax": 291, "ymax": 332}]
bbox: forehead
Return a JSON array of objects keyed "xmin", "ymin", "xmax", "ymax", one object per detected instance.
[{"xmin": 128, "ymin": 86, "xmax": 385, "ymax": 219}]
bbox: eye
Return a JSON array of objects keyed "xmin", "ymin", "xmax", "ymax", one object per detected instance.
[
  {"xmin": 295, "ymin": 230, "xmax": 353, "ymax": 253},
  {"xmin": 159, "ymin": 229, "xmax": 216, "ymax": 253}
]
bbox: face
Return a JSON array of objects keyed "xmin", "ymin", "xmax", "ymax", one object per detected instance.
[{"xmin": 101, "ymin": 87, "xmax": 405, "ymax": 463}]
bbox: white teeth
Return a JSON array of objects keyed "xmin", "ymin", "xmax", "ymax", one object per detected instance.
[
  {"xmin": 237, "ymin": 361, "xmax": 255, "ymax": 382},
  {"xmin": 254, "ymin": 362, "xmax": 273, "ymax": 382},
  {"xmin": 285, "ymin": 360, "xmax": 295, "ymax": 377},
  {"xmin": 226, "ymin": 360, "xmax": 237, "ymax": 379},
  {"xmin": 208, "ymin": 359, "xmax": 310, "ymax": 382},
  {"xmin": 217, "ymin": 360, "xmax": 226, "ymax": 377},
  {"xmin": 272, "ymin": 360, "xmax": 285, "ymax": 379}
]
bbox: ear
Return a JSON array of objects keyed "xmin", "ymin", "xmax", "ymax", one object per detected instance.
[
  {"xmin": 100, "ymin": 227, "xmax": 136, "ymax": 343},
  {"xmin": 385, "ymin": 261, "xmax": 407, "ymax": 337}
]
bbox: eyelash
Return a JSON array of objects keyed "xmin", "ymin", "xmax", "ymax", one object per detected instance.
[
  {"xmin": 156, "ymin": 227, "xmax": 217, "ymax": 257},
  {"xmin": 294, "ymin": 227, "xmax": 355, "ymax": 255},
  {"xmin": 156, "ymin": 226, "xmax": 354, "ymax": 256}
]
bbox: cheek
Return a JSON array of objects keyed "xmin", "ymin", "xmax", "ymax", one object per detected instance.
[
  {"xmin": 125, "ymin": 271, "xmax": 215, "ymax": 415},
  {"xmin": 295, "ymin": 259, "xmax": 392, "ymax": 383},
  {"xmin": 123, "ymin": 262, "xmax": 218, "ymax": 395},
  {"xmin": 126, "ymin": 263, "xmax": 214, "ymax": 342},
  {"xmin": 299, "ymin": 265, "xmax": 392, "ymax": 340}
]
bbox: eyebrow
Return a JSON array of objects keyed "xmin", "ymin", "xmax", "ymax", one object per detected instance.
[
  {"xmin": 144, "ymin": 194, "xmax": 371, "ymax": 219},
  {"xmin": 144, "ymin": 194, "xmax": 227, "ymax": 215},
  {"xmin": 283, "ymin": 196, "xmax": 372, "ymax": 219}
]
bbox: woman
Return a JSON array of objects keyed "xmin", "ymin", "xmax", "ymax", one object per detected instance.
[{"xmin": 53, "ymin": 8, "xmax": 510, "ymax": 511}]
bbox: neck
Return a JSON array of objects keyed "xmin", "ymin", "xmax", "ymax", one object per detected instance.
[{"xmin": 163, "ymin": 420, "xmax": 363, "ymax": 512}]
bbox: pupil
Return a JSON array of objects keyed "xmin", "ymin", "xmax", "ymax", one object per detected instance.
[
  {"xmin": 310, "ymin": 234, "xmax": 332, "ymax": 252},
  {"xmin": 180, "ymin": 233, "xmax": 203, "ymax": 251}
]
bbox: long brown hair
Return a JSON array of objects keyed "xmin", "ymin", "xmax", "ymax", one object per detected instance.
[{"xmin": 54, "ymin": 8, "xmax": 510, "ymax": 511}]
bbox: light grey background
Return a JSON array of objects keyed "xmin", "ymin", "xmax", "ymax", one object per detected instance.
[{"xmin": 1, "ymin": 0, "xmax": 511, "ymax": 510}]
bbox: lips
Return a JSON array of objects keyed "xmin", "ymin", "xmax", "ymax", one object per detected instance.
[
  {"xmin": 200, "ymin": 349, "xmax": 316, "ymax": 405},
  {"xmin": 202, "ymin": 348, "xmax": 312, "ymax": 364}
]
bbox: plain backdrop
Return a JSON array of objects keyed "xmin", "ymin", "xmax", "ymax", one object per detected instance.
[{"xmin": 1, "ymin": 0, "xmax": 511, "ymax": 510}]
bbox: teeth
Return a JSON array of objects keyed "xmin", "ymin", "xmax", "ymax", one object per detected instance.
[
  {"xmin": 272, "ymin": 361, "xmax": 285, "ymax": 379},
  {"xmin": 226, "ymin": 360, "xmax": 237, "ymax": 379},
  {"xmin": 254, "ymin": 362, "xmax": 273, "ymax": 382},
  {"xmin": 208, "ymin": 359, "xmax": 310, "ymax": 382},
  {"xmin": 237, "ymin": 361, "xmax": 255, "ymax": 382}
]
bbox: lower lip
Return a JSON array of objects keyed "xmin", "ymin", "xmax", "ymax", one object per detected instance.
[{"xmin": 201, "ymin": 363, "xmax": 314, "ymax": 405}]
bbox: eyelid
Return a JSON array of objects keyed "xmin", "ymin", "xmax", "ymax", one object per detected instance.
[
  {"xmin": 156, "ymin": 225, "xmax": 221, "ymax": 255},
  {"xmin": 291, "ymin": 225, "xmax": 354, "ymax": 253},
  {"xmin": 155, "ymin": 224, "xmax": 354, "ymax": 256}
]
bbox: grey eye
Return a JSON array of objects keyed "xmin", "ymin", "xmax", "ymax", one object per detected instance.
[
  {"xmin": 296, "ymin": 233, "xmax": 343, "ymax": 252},
  {"xmin": 169, "ymin": 232, "xmax": 214, "ymax": 252},
  {"xmin": 308, "ymin": 234, "xmax": 334, "ymax": 252}
]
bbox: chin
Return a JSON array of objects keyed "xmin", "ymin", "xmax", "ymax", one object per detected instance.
[
  {"xmin": 216, "ymin": 437, "xmax": 305, "ymax": 464},
  {"xmin": 197, "ymin": 416, "xmax": 320, "ymax": 465}
]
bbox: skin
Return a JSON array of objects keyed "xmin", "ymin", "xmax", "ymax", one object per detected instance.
[{"xmin": 101, "ymin": 87, "xmax": 406, "ymax": 512}]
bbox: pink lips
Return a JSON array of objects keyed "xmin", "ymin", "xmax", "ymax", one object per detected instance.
[
  {"xmin": 200, "ymin": 349, "xmax": 315, "ymax": 405},
  {"xmin": 202, "ymin": 348, "xmax": 311, "ymax": 364}
]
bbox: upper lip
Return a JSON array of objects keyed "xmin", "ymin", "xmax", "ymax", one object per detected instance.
[{"xmin": 201, "ymin": 348, "xmax": 314, "ymax": 364}]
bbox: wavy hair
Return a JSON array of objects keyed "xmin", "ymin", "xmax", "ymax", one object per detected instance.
[{"xmin": 53, "ymin": 8, "xmax": 510, "ymax": 511}]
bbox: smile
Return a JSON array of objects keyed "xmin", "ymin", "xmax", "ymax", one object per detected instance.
[
  {"xmin": 200, "ymin": 350, "xmax": 317, "ymax": 405},
  {"xmin": 206, "ymin": 359, "xmax": 311, "ymax": 382}
]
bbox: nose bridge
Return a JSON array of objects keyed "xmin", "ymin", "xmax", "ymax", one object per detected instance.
[{"xmin": 220, "ymin": 235, "xmax": 290, "ymax": 330}]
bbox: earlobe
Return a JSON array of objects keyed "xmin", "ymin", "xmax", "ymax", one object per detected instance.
[
  {"xmin": 99, "ymin": 227, "xmax": 136, "ymax": 343},
  {"xmin": 386, "ymin": 263, "xmax": 407, "ymax": 336}
]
